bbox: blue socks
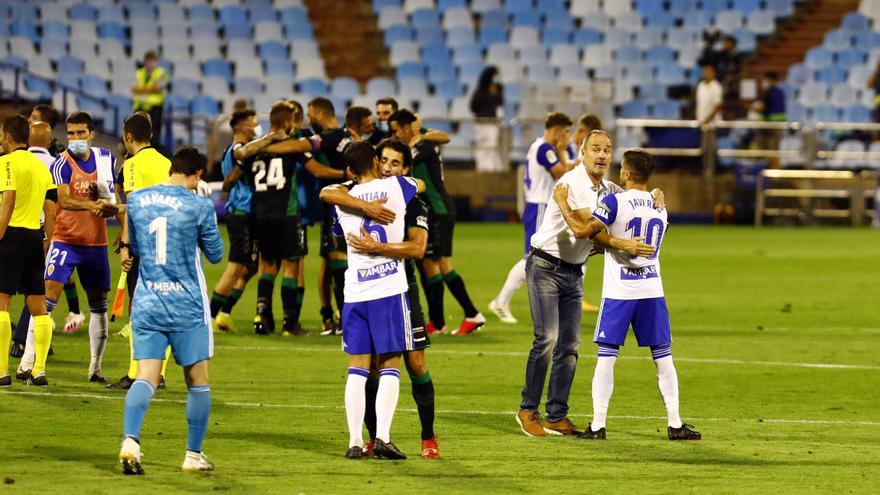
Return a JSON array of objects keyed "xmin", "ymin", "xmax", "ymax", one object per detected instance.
[
  {"xmin": 123, "ymin": 379, "xmax": 155, "ymax": 440},
  {"xmin": 186, "ymin": 385, "xmax": 211, "ymax": 453}
]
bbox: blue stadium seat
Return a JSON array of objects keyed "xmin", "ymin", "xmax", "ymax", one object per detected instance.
[
  {"xmin": 331, "ymin": 76, "xmax": 360, "ymax": 100},
  {"xmin": 854, "ymin": 30, "xmax": 880, "ymax": 49},
  {"xmin": 281, "ymin": 6, "xmax": 309, "ymax": 24},
  {"xmin": 265, "ymin": 59, "xmax": 294, "ymax": 77},
  {"xmin": 367, "ymin": 76, "xmax": 396, "ymax": 95},
  {"xmin": 126, "ymin": 3, "xmax": 156, "ymax": 19},
  {"xmin": 733, "ymin": 28, "xmax": 756, "ymax": 52},
  {"xmin": 419, "ymin": 95, "xmax": 448, "ymax": 118},
  {"xmin": 634, "ymin": 0, "xmax": 664, "ymax": 16},
  {"xmin": 472, "ymin": 0, "xmax": 503, "ymax": 13},
  {"xmin": 810, "ymin": 105, "xmax": 839, "ymax": 123},
  {"xmin": 98, "ymin": 4, "xmax": 125, "ymax": 23},
  {"xmin": 573, "ymin": 28, "xmax": 603, "ymax": 46},
  {"xmin": 55, "ymin": 73, "xmax": 81, "ymax": 91},
  {"xmin": 458, "ymin": 62, "xmax": 486, "ymax": 83},
  {"xmin": 97, "ymin": 22, "xmax": 127, "ymax": 44},
  {"xmin": 250, "ymin": 8, "xmax": 279, "ymax": 24},
  {"xmin": 543, "ymin": 29, "xmax": 571, "ymax": 46},
  {"xmin": 219, "ymin": 5, "xmax": 249, "ymax": 25},
  {"xmin": 714, "ymin": 11, "xmax": 743, "ymax": 32},
  {"xmin": 511, "ymin": 10, "xmax": 542, "ymax": 29},
  {"xmin": 804, "ymin": 47, "xmax": 833, "ymax": 70},
  {"xmin": 619, "ymin": 100, "xmax": 650, "ymax": 118},
  {"xmin": 446, "ymin": 27, "xmax": 476, "ymax": 47},
  {"xmin": 824, "ymin": 29, "xmax": 854, "ymax": 51},
  {"xmin": 10, "ymin": 20, "xmax": 39, "ymax": 43},
  {"xmin": 614, "ymin": 11, "xmax": 645, "ymax": 32},
  {"xmin": 434, "ymin": 79, "xmax": 465, "ymax": 99},
  {"xmin": 80, "ymin": 74, "xmax": 107, "ymax": 94},
  {"xmin": 188, "ymin": 4, "xmax": 216, "ymax": 23},
  {"xmin": 657, "ymin": 64, "xmax": 686, "ymax": 84},
  {"xmin": 798, "ymin": 82, "xmax": 827, "ymax": 108},
  {"xmin": 670, "ymin": 0, "xmax": 698, "ymax": 12},
  {"xmin": 234, "ymin": 77, "xmax": 264, "ymax": 95},
  {"xmin": 385, "ymin": 25, "xmax": 414, "ymax": 46},
  {"xmin": 835, "ymin": 50, "xmax": 865, "ymax": 68},
  {"xmin": 191, "ymin": 95, "xmax": 221, "ymax": 118},
  {"xmin": 841, "ymin": 12, "xmax": 870, "ymax": 32},
  {"xmin": 604, "ymin": 29, "xmax": 633, "ymax": 48},
  {"xmin": 427, "ymin": 61, "xmax": 457, "ymax": 82},
  {"xmin": 397, "ymin": 61, "xmax": 427, "ymax": 78},
  {"xmin": 637, "ymin": 79, "xmax": 665, "ymax": 100},
  {"xmin": 11, "ymin": 2, "xmax": 38, "ymax": 21},
  {"xmin": 700, "ymin": 0, "xmax": 728, "ymax": 17},
  {"xmin": 646, "ymin": 45, "xmax": 676, "ymax": 63},
  {"xmin": 746, "ymin": 10, "xmax": 775, "ymax": 35},
  {"xmin": 504, "ymin": 0, "xmax": 533, "ymax": 11},
  {"xmin": 56, "ymin": 55, "xmax": 85, "ymax": 74},
  {"xmin": 24, "ymin": 76, "xmax": 54, "ymax": 100},
  {"xmin": 652, "ymin": 99, "xmax": 682, "ymax": 119},
  {"xmin": 479, "ymin": 9, "xmax": 508, "ymax": 28},
  {"xmin": 423, "ymin": 42, "xmax": 451, "ymax": 62},
  {"xmin": 42, "ymin": 38, "xmax": 68, "ymax": 60},
  {"xmin": 258, "ymin": 41, "xmax": 288, "ymax": 60},
  {"xmin": 374, "ymin": 0, "xmax": 403, "ymax": 12},
  {"xmin": 438, "ymin": 0, "xmax": 468, "ymax": 9},
  {"xmin": 202, "ymin": 59, "xmax": 234, "ymax": 82},
  {"xmin": 644, "ymin": 12, "xmax": 677, "ymax": 29},
  {"xmin": 171, "ymin": 78, "xmax": 201, "ymax": 100},
  {"xmin": 415, "ymin": 25, "xmax": 445, "ymax": 44},
  {"xmin": 412, "ymin": 9, "xmax": 441, "ymax": 29},
  {"xmin": 614, "ymin": 45, "xmax": 642, "ymax": 63},
  {"xmin": 731, "ymin": 0, "xmax": 761, "ymax": 13},
  {"xmin": 399, "ymin": 77, "xmax": 429, "ymax": 96},
  {"xmin": 298, "ymin": 78, "xmax": 329, "ymax": 94},
  {"xmin": 225, "ymin": 22, "xmax": 253, "ymax": 39},
  {"xmin": 558, "ymin": 65, "xmax": 586, "ymax": 85},
  {"xmin": 787, "ymin": 63, "xmax": 810, "ymax": 84},
  {"xmin": 453, "ymin": 44, "xmax": 483, "ymax": 65},
  {"xmin": 635, "ymin": 27, "xmax": 664, "ymax": 48},
  {"xmin": 765, "ymin": 0, "xmax": 794, "ymax": 17},
  {"xmin": 843, "ymin": 104, "xmax": 872, "ymax": 123},
  {"xmin": 42, "ymin": 22, "xmax": 70, "ymax": 40},
  {"xmin": 479, "ymin": 26, "xmax": 508, "ymax": 49},
  {"xmin": 536, "ymin": 0, "xmax": 567, "ymax": 16},
  {"xmin": 69, "ymin": 3, "xmax": 98, "ymax": 21},
  {"xmin": 683, "ymin": 11, "xmax": 712, "ymax": 30}
]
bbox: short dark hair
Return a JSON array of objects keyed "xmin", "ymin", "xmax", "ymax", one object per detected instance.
[
  {"xmin": 377, "ymin": 138, "xmax": 412, "ymax": 171},
  {"xmin": 2, "ymin": 114, "xmax": 29, "ymax": 144},
  {"xmin": 622, "ymin": 149, "xmax": 655, "ymax": 183},
  {"xmin": 66, "ymin": 111, "xmax": 95, "ymax": 131},
  {"xmin": 144, "ymin": 50, "xmax": 159, "ymax": 61},
  {"xmin": 578, "ymin": 113, "xmax": 603, "ymax": 131},
  {"xmin": 230, "ymin": 109, "xmax": 256, "ymax": 130},
  {"xmin": 288, "ymin": 100, "xmax": 304, "ymax": 122},
  {"xmin": 33, "ymin": 104, "xmax": 60, "ymax": 128},
  {"xmin": 123, "ymin": 113, "xmax": 152, "ymax": 143},
  {"xmin": 170, "ymin": 146, "xmax": 207, "ymax": 176},
  {"xmin": 345, "ymin": 106, "xmax": 372, "ymax": 129},
  {"xmin": 308, "ymin": 97, "xmax": 335, "ymax": 117},
  {"xmin": 387, "ymin": 109, "xmax": 417, "ymax": 127},
  {"xmin": 344, "ymin": 141, "xmax": 377, "ymax": 176},
  {"xmin": 544, "ymin": 112, "xmax": 572, "ymax": 130},
  {"xmin": 269, "ymin": 102, "xmax": 293, "ymax": 128},
  {"xmin": 375, "ymin": 97, "xmax": 399, "ymax": 111}
]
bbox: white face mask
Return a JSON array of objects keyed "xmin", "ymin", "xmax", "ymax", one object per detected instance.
[
  {"xmin": 376, "ymin": 120, "xmax": 389, "ymax": 133},
  {"xmin": 68, "ymin": 139, "xmax": 89, "ymax": 156},
  {"xmin": 253, "ymin": 124, "xmax": 264, "ymax": 138}
]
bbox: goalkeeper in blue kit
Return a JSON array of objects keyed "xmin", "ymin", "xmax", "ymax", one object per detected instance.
[{"xmin": 117, "ymin": 147, "xmax": 224, "ymax": 475}]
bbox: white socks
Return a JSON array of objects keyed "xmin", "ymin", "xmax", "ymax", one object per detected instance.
[
  {"xmin": 375, "ymin": 369, "xmax": 401, "ymax": 443},
  {"xmin": 19, "ymin": 317, "xmax": 35, "ymax": 372},
  {"xmin": 88, "ymin": 311, "xmax": 109, "ymax": 375},
  {"xmin": 591, "ymin": 356, "xmax": 616, "ymax": 430},
  {"xmin": 654, "ymin": 356, "xmax": 682, "ymax": 428},
  {"xmin": 344, "ymin": 368, "xmax": 368, "ymax": 448},
  {"xmin": 495, "ymin": 258, "xmax": 526, "ymax": 309}
]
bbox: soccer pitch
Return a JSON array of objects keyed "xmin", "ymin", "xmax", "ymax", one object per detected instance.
[{"xmin": 2, "ymin": 224, "xmax": 878, "ymax": 494}]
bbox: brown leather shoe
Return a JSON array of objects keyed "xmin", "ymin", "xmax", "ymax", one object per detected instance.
[
  {"xmin": 544, "ymin": 417, "xmax": 582, "ymax": 436},
  {"xmin": 516, "ymin": 410, "xmax": 547, "ymax": 437}
]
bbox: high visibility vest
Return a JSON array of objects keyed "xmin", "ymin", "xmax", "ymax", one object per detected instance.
[{"xmin": 133, "ymin": 66, "xmax": 168, "ymax": 110}]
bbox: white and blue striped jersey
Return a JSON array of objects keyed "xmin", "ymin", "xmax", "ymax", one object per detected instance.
[
  {"xmin": 332, "ymin": 176, "xmax": 419, "ymax": 303},
  {"xmin": 523, "ymin": 138, "xmax": 558, "ymax": 204},
  {"xmin": 127, "ymin": 184, "xmax": 224, "ymax": 332},
  {"xmin": 592, "ymin": 189, "xmax": 668, "ymax": 300}
]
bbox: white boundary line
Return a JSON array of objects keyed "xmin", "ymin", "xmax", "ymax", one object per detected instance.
[
  {"xmin": 213, "ymin": 344, "xmax": 880, "ymax": 370},
  {"xmin": 3, "ymin": 390, "xmax": 879, "ymax": 426}
]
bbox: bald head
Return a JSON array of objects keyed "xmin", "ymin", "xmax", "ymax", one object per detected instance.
[{"xmin": 29, "ymin": 121, "xmax": 53, "ymax": 149}]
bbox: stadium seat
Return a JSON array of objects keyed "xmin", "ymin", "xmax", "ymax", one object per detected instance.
[
  {"xmin": 815, "ymin": 66, "xmax": 846, "ymax": 85},
  {"xmin": 390, "ymin": 41, "xmax": 421, "ymax": 65},
  {"xmin": 614, "ymin": 45, "xmax": 642, "ymax": 63},
  {"xmin": 841, "ymin": 12, "xmax": 870, "ymax": 32},
  {"xmin": 202, "ymin": 59, "xmax": 234, "ymax": 82},
  {"xmin": 366, "ymin": 76, "xmax": 396, "ymax": 96},
  {"xmin": 652, "ymin": 99, "xmax": 681, "ymax": 119},
  {"xmin": 798, "ymin": 82, "xmax": 828, "ymax": 108},
  {"xmin": 746, "ymin": 10, "xmax": 775, "ymax": 35},
  {"xmin": 787, "ymin": 63, "xmax": 811, "ymax": 84},
  {"xmin": 434, "ymin": 79, "xmax": 464, "ymax": 99},
  {"xmin": 384, "ymin": 25, "xmax": 414, "ymax": 46},
  {"xmin": 715, "ymin": 11, "xmax": 744, "ymax": 32},
  {"xmin": 766, "ymin": 0, "xmax": 794, "ymax": 17},
  {"xmin": 265, "ymin": 75, "xmax": 293, "ymax": 97},
  {"xmin": 69, "ymin": 3, "xmax": 99, "ymax": 21},
  {"xmin": 191, "ymin": 95, "xmax": 221, "ymax": 118},
  {"xmin": 443, "ymin": 7, "xmax": 473, "ymax": 30},
  {"xmin": 80, "ymin": 74, "xmax": 108, "ymax": 95},
  {"xmin": 635, "ymin": 28, "xmax": 664, "ymax": 49},
  {"xmin": 646, "ymin": 45, "xmax": 676, "ymax": 63},
  {"xmin": 604, "ymin": 29, "xmax": 633, "ymax": 48},
  {"xmin": 472, "ymin": 0, "xmax": 503, "ymax": 13},
  {"xmin": 298, "ymin": 78, "xmax": 329, "ymax": 95},
  {"xmin": 331, "ymin": 77, "xmax": 360, "ymax": 100},
  {"xmin": 526, "ymin": 63, "xmax": 555, "ymax": 84},
  {"xmin": 171, "ymin": 78, "xmax": 201, "ymax": 100},
  {"xmin": 56, "ymin": 55, "xmax": 85, "ymax": 74},
  {"xmin": 830, "ymin": 85, "xmax": 858, "ymax": 106},
  {"xmin": 570, "ymin": 0, "xmax": 600, "ymax": 18},
  {"xmin": 582, "ymin": 45, "xmax": 612, "ymax": 68},
  {"xmin": 405, "ymin": 0, "xmax": 435, "ymax": 14},
  {"xmin": 480, "ymin": 9, "xmax": 508, "ymax": 29},
  {"xmin": 842, "ymin": 104, "xmax": 872, "ymax": 123},
  {"xmin": 732, "ymin": 0, "xmax": 761, "ymax": 13},
  {"xmin": 234, "ymin": 77, "xmax": 264, "ymax": 95},
  {"xmin": 202, "ymin": 75, "xmax": 231, "ymax": 101},
  {"xmin": 447, "ymin": 27, "xmax": 476, "ymax": 48},
  {"xmin": 378, "ymin": 7, "xmax": 408, "ymax": 29},
  {"xmin": 573, "ymin": 28, "xmax": 603, "ymax": 46},
  {"xmin": 518, "ymin": 45, "xmax": 547, "ymax": 65},
  {"xmin": 397, "ymin": 61, "xmax": 426, "ymax": 78},
  {"xmin": 42, "ymin": 39, "xmax": 68, "ymax": 61},
  {"xmin": 847, "ymin": 64, "xmax": 872, "ymax": 88},
  {"xmin": 613, "ymin": 11, "xmax": 644, "ymax": 32},
  {"xmin": 549, "ymin": 44, "xmax": 579, "ymax": 67},
  {"xmin": 830, "ymin": 139, "xmax": 865, "ymax": 169},
  {"xmin": 265, "ymin": 59, "xmax": 294, "ymax": 77},
  {"xmin": 479, "ymin": 26, "xmax": 508, "ymax": 48},
  {"xmin": 619, "ymin": 100, "xmax": 650, "ymax": 118},
  {"xmin": 581, "ymin": 12, "xmax": 610, "ymax": 31},
  {"xmin": 509, "ymin": 26, "xmax": 539, "ymax": 48},
  {"xmin": 511, "ymin": 10, "xmax": 542, "ymax": 30},
  {"xmin": 487, "ymin": 44, "xmax": 516, "ymax": 65},
  {"xmin": 412, "ymin": 9, "xmax": 441, "ymax": 29},
  {"xmin": 835, "ymin": 49, "xmax": 865, "ymax": 68},
  {"xmin": 418, "ymin": 95, "xmax": 448, "ymax": 119},
  {"xmin": 558, "ymin": 65, "xmax": 587, "ymax": 86},
  {"xmin": 804, "ymin": 47, "xmax": 833, "ymax": 70}
]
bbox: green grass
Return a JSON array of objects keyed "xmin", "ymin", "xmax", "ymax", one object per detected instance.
[{"xmin": 2, "ymin": 224, "xmax": 879, "ymax": 494}]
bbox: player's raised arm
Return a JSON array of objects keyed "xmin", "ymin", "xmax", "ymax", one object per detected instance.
[
  {"xmin": 262, "ymin": 134, "xmax": 321, "ymax": 156},
  {"xmin": 304, "ymin": 157, "xmax": 347, "ymax": 180},
  {"xmin": 347, "ymin": 224, "xmax": 427, "ymax": 259},
  {"xmin": 319, "ymin": 183, "xmax": 396, "ymax": 223},
  {"xmin": 552, "ymin": 183, "xmax": 600, "ymax": 239},
  {"xmin": 197, "ymin": 201, "xmax": 224, "ymax": 264},
  {"xmin": 233, "ymin": 130, "xmax": 293, "ymax": 161},
  {"xmin": 590, "ymin": 193, "xmax": 656, "ymax": 258}
]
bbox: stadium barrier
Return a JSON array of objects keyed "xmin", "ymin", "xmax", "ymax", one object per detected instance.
[{"xmin": 754, "ymin": 169, "xmax": 877, "ymax": 226}]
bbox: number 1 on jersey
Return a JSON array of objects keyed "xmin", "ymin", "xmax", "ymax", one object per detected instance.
[{"xmin": 149, "ymin": 216, "xmax": 168, "ymax": 265}]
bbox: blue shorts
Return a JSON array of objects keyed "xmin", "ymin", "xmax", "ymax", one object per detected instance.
[
  {"xmin": 44, "ymin": 241, "xmax": 111, "ymax": 290},
  {"xmin": 594, "ymin": 297, "xmax": 672, "ymax": 347},
  {"xmin": 522, "ymin": 202, "xmax": 546, "ymax": 255},
  {"xmin": 132, "ymin": 325, "xmax": 213, "ymax": 367},
  {"xmin": 342, "ymin": 292, "xmax": 413, "ymax": 355}
]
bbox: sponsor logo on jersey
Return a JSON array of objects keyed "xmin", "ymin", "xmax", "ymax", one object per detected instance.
[
  {"xmin": 73, "ymin": 179, "xmax": 96, "ymax": 198},
  {"xmin": 4, "ymin": 161, "xmax": 11, "ymax": 186},
  {"xmin": 145, "ymin": 280, "xmax": 185, "ymax": 293},
  {"xmin": 416, "ymin": 215, "xmax": 428, "ymax": 229},
  {"xmin": 620, "ymin": 265, "xmax": 659, "ymax": 280},
  {"xmin": 357, "ymin": 260, "xmax": 399, "ymax": 282}
]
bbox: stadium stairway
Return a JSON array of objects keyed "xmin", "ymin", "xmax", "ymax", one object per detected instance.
[
  {"xmin": 743, "ymin": 0, "xmax": 860, "ymax": 76},
  {"xmin": 305, "ymin": 0, "xmax": 392, "ymax": 84}
]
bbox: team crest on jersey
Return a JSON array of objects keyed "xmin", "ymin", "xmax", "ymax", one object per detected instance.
[
  {"xmin": 47, "ymin": 264, "xmax": 55, "ymax": 276},
  {"xmin": 357, "ymin": 260, "xmax": 399, "ymax": 282},
  {"xmin": 416, "ymin": 215, "xmax": 428, "ymax": 229},
  {"xmin": 545, "ymin": 149, "xmax": 558, "ymax": 164}
]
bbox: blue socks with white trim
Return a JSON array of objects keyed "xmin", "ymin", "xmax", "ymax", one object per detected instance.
[
  {"xmin": 186, "ymin": 385, "xmax": 211, "ymax": 452},
  {"xmin": 123, "ymin": 379, "xmax": 155, "ymax": 440}
]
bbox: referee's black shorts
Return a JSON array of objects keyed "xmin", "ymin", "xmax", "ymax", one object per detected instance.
[{"xmin": 0, "ymin": 227, "xmax": 45, "ymax": 296}]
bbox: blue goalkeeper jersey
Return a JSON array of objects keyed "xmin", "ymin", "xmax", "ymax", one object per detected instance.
[{"xmin": 127, "ymin": 184, "xmax": 225, "ymax": 332}]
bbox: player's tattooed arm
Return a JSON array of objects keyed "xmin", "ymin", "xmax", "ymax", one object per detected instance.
[
  {"xmin": 319, "ymin": 184, "xmax": 396, "ymax": 223},
  {"xmin": 262, "ymin": 134, "xmax": 322, "ymax": 157},
  {"xmin": 347, "ymin": 225, "xmax": 427, "ymax": 260},
  {"xmin": 304, "ymin": 158, "xmax": 347, "ymax": 180}
]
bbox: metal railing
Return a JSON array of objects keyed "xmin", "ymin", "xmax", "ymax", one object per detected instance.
[{"xmin": 754, "ymin": 169, "xmax": 876, "ymax": 226}]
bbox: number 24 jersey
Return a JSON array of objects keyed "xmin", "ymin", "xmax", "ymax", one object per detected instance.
[{"xmin": 238, "ymin": 152, "xmax": 300, "ymax": 218}]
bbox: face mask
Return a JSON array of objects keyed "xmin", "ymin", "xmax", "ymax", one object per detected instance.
[
  {"xmin": 360, "ymin": 132, "xmax": 372, "ymax": 142},
  {"xmin": 376, "ymin": 120, "xmax": 389, "ymax": 133},
  {"xmin": 253, "ymin": 124, "xmax": 264, "ymax": 138},
  {"xmin": 68, "ymin": 140, "xmax": 89, "ymax": 157}
]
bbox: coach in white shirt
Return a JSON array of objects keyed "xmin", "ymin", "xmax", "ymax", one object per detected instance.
[
  {"xmin": 696, "ymin": 65, "xmax": 724, "ymax": 125},
  {"xmin": 27, "ymin": 121, "xmax": 57, "ymax": 169},
  {"xmin": 515, "ymin": 130, "xmax": 656, "ymax": 437}
]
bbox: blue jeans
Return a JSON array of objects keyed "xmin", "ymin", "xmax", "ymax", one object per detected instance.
[{"xmin": 520, "ymin": 252, "xmax": 583, "ymax": 422}]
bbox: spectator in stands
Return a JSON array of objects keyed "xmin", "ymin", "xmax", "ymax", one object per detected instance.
[
  {"xmin": 470, "ymin": 66, "xmax": 505, "ymax": 173},
  {"xmin": 28, "ymin": 104, "xmax": 65, "ymax": 155},
  {"xmin": 131, "ymin": 51, "xmax": 169, "ymax": 147},
  {"xmin": 755, "ymin": 72, "xmax": 786, "ymax": 168},
  {"xmin": 208, "ymin": 98, "xmax": 249, "ymax": 173},
  {"xmin": 696, "ymin": 65, "xmax": 724, "ymax": 126},
  {"xmin": 715, "ymin": 36, "xmax": 742, "ymax": 86},
  {"xmin": 868, "ymin": 61, "xmax": 880, "ymax": 122}
]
